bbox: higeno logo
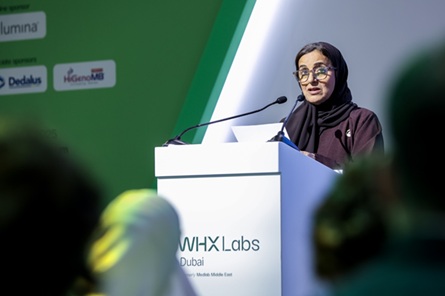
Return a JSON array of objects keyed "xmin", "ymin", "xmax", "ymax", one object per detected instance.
[
  {"xmin": 53, "ymin": 60, "xmax": 116, "ymax": 91},
  {"xmin": 63, "ymin": 67, "xmax": 105, "ymax": 84}
]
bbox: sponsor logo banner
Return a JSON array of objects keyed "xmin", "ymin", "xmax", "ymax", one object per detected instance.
[
  {"xmin": 53, "ymin": 60, "xmax": 116, "ymax": 91},
  {"xmin": 0, "ymin": 12, "xmax": 46, "ymax": 42},
  {"xmin": 0, "ymin": 65, "xmax": 47, "ymax": 95}
]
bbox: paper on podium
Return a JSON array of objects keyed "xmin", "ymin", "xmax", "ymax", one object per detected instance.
[{"xmin": 231, "ymin": 123, "xmax": 290, "ymax": 143}]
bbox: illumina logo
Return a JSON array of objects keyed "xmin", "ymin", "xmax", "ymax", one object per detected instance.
[
  {"xmin": 0, "ymin": 12, "xmax": 46, "ymax": 42},
  {"xmin": 179, "ymin": 235, "xmax": 260, "ymax": 252}
]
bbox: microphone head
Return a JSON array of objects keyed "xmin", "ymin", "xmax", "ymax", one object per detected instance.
[
  {"xmin": 276, "ymin": 96, "xmax": 287, "ymax": 104},
  {"xmin": 297, "ymin": 94, "xmax": 305, "ymax": 102}
]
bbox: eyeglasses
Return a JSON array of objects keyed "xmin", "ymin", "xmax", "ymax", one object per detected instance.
[{"xmin": 293, "ymin": 66, "xmax": 335, "ymax": 83}]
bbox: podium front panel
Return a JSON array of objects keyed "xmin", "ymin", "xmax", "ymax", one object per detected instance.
[
  {"xmin": 155, "ymin": 142, "xmax": 338, "ymax": 296},
  {"xmin": 158, "ymin": 174, "xmax": 282, "ymax": 295}
]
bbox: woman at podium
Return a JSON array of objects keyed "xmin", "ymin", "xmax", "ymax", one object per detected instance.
[{"xmin": 285, "ymin": 41, "xmax": 384, "ymax": 171}]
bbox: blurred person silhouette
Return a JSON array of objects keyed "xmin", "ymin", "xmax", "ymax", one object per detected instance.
[
  {"xmin": 312, "ymin": 154, "xmax": 394, "ymax": 288},
  {"xmin": 284, "ymin": 41, "xmax": 384, "ymax": 170},
  {"xmin": 85, "ymin": 188, "xmax": 197, "ymax": 296},
  {"xmin": 313, "ymin": 40, "xmax": 445, "ymax": 295},
  {"xmin": 0, "ymin": 117, "xmax": 102, "ymax": 295}
]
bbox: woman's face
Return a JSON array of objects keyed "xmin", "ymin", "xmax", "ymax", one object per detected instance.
[{"xmin": 297, "ymin": 50, "xmax": 336, "ymax": 105}]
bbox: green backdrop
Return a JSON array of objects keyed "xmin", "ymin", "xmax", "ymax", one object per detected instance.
[{"xmin": 0, "ymin": 0, "xmax": 254, "ymax": 207}]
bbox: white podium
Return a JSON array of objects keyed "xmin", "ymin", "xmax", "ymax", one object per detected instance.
[{"xmin": 155, "ymin": 142, "xmax": 337, "ymax": 296}]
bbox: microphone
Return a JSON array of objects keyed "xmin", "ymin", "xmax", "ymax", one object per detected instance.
[
  {"xmin": 268, "ymin": 94, "xmax": 304, "ymax": 150},
  {"xmin": 163, "ymin": 96, "xmax": 288, "ymax": 146}
]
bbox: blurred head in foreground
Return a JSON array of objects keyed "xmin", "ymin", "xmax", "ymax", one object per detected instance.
[
  {"xmin": 313, "ymin": 154, "xmax": 394, "ymax": 280},
  {"xmin": 388, "ymin": 40, "xmax": 445, "ymax": 212},
  {"xmin": 313, "ymin": 40, "xmax": 445, "ymax": 294},
  {"xmin": 88, "ymin": 188, "xmax": 197, "ymax": 296},
  {"xmin": 0, "ymin": 117, "xmax": 102, "ymax": 295}
]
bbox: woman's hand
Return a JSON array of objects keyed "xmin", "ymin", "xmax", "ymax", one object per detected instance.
[{"xmin": 301, "ymin": 151, "xmax": 316, "ymax": 159}]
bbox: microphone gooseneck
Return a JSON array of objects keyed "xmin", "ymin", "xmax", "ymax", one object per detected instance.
[
  {"xmin": 163, "ymin": 96, "xmax": 288, "ymax": 146},
  {"xmin": 268, "ymin": 94, "xmax": 304, "ymax": 150}
]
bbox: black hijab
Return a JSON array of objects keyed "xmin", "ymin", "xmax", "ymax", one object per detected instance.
[{"xmin": 286, "ymin": 42, "xmax": 357, "ymax": 152}]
